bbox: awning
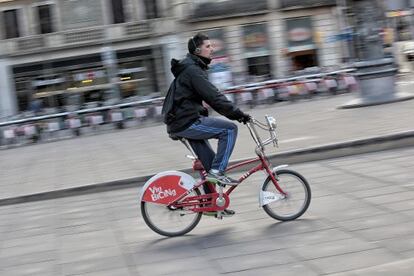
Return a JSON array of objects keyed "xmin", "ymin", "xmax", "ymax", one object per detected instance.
[{"xmin": 288, "ymin": 44, "xmax": 316, "ymax": 53}]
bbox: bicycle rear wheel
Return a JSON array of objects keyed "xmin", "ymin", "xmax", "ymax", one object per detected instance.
[
  {"xmin": 141, "ymin": 188, "xmax": 202, "ymax": 237},
  {"xmin": 262, "ymin": 169, "xmax": 311, "ymax": 221}
]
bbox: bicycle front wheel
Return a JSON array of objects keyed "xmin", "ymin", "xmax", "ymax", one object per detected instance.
[
  {"xmin": 262, "ymin": 169, "xmax": 311, "ymax": 221},
  {"xmin": 141, "ymin": 188, "xmax": 202, "ymax": 237}
]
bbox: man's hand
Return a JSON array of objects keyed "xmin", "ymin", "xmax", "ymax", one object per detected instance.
[{"xmin": 238, "ymin": 113, "xmax": 251, "ymax": 124}]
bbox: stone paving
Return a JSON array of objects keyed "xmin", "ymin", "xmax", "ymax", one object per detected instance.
[
  {"xmin": 1, "ymin": 147, "xmax": 413, "ymax": 275},
  {"xmin": 1, "ymin": 92, "xmax": 414, "ymax": 200}
]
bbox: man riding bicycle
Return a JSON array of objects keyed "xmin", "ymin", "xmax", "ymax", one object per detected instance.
[{"xmin": 164, "ymin": 32, "xmax": 250, "ymax": 194}]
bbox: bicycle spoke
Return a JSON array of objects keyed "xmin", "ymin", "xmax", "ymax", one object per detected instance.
[
  {"xmin": 141, "ymin": 189, "xmax": 202, "ymax": 237},
  {"xmin": 262, "ymin": 169, "xmax": 311, "ymax": 221}
]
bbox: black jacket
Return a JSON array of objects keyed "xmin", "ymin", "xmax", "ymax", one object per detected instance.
[{"xmin": 167, "ymin": 54, "xmax": 244, "ymax": 134}]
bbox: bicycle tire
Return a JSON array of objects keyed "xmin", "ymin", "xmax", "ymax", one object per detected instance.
[
  {"xmin": 141, "ymin": 188, "xmax": 202, "ymax": 237},
  {"xmin": 262, "ymin": 169, "xmax": 311, "ymax": 221}
]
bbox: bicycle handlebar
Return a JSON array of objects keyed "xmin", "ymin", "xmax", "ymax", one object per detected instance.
[
  {"xmin": 179, "ymin": 116, "xmax": 278, "ymax": 159},
  {"xmin": 246, "ymin": 116, "xmax": 278, "ymax": 152}
]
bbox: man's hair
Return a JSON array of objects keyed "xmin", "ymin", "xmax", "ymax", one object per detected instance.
[{"xmin": 188, "ymin": 32, "xmax": 209, "ymax": 54}]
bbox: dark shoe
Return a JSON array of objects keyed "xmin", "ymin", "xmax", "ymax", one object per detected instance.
[
  {"xmin": 203, "ymin": 209, "xmax": 236, "ymax": 217},
  {"xmin": 207, "ymin": 171, "xmax": 239, "ymax": 186},
  {"xmin": 222, "ymin": 209, "xmax": 235, "ymax": 217}
]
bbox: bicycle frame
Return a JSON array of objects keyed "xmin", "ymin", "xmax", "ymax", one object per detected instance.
[{"xmin": 169, "ymin": 119, "xmax": 287, "ymax": 211}]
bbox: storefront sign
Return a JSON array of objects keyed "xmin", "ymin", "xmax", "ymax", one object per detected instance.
[
  {"xmin": 242, "ymin": 23, "xmax": 270, "ymax": 58},
  {"xmin": 32, "ymin": 77, "xmax": 65, "ymax": 87},
  {"xmin": 286, "ymin": 17, "xmax": 315, "ymax": 52},
  {"xmin": 74, "ymin": 70, "xmax": 105, "ymax": 81},
  {"xmin": 289, "ymin": 28, "xmax": 312, "ymax": 42},
  {"xmin": 118, "ymin": 67, "xmax": 146, "ymax": 75},
  {"xmin": 386, "ymin": 10, "xmax": 413, "ymax": 17}
]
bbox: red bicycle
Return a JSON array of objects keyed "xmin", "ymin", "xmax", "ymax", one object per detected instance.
[{"xmin": 140, "ymin": 116, "xmax": 311, "ymax": 237}]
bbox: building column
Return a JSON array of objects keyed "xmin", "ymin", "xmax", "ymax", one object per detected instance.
[
  {"xmin": 152, "ymin": 44, "xmax": 167, "ymax": 94},
  {"xmin": 269, "ymin": 14, "xmax": 289, "ymax": 78},
  {"xmin": 313, "ymin": 11, "xmax": 342, "ymax": 67},
  {"xmin": 161, "ymin": 35, "xmax": 181, "ymax": 87},
  {"xmin": 123, "ymin": 0, "xmax": 137, "ymax": 22},
  {"xmin": 225, "ymin": 25, "xmax": 247, "ymax": 82},
  {"xmin": 101, "ymin": 0, "xmax": 113, "ymax": 25},
  {"xmin": 25, "ymin": 4, "xmax": 36, "ymax": 35},
  {"xmin": 52, "ymin": 0, "xmax": 63, "ymax": 32},
  {"xmin": 0, "ymin": 59, "xmax": 18, "ymax": 118},
  {"xmin": 18, "ymin": 5, "xmax": 30, "ymax": 37},
  {"xmin": 135, "ymin": 0, "xmax": 147, "ymax": 20},
  {"xmin": 158, "ymin": 0, "xmax": 168, "ymax": 17}
]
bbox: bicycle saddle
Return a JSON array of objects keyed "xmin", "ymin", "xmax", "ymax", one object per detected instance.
[{"xmin": 169, "ymin": 133, "xmax": 181, "ymax": 141}]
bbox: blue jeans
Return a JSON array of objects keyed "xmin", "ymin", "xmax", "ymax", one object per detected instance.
[{"xmin": 172, "ymin": 117, "xmax": 238, "ymax": 173}]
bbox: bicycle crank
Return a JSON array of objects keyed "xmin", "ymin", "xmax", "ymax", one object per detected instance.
[{"xmin": 216, "ymin": 196, "xmax": 227, "ymax": 207}]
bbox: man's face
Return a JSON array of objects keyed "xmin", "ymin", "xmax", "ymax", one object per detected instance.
[{"xmin": 198, "ymin": 39, "xmax": 213, "ymax": 59}]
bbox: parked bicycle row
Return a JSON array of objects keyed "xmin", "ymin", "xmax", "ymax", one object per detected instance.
[
  {"xmin": 223, "ymin": 72, "xmax": 358, "ymax": 107},
  {"xmin": 0, "ymin": 72, "xmax": 358, "ymax": 149},
  {"xmin": 0, "ymin": 102, "xmax": 165, "ymax": 148}
]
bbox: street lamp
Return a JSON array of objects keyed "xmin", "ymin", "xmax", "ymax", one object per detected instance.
[{"xmin": 340, "ymin": 0, "xmax": 414, "ymax": 108}]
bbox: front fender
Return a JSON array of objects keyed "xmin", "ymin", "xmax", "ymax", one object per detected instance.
[
  {"xmin": 271, "ymin": 164, "xmax": 289, "ymax": 174},
  {"xmin": 259, "ymin": 164, "xmax": 288, "ymax": 207}
]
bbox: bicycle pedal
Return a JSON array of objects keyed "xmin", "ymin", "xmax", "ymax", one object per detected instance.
[{"xmin": 215, "ymin": 211, "xmax": 235, "ymax": 219}]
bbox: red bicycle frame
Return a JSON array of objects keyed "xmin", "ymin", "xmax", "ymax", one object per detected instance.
[
  {"xmin": 168, "ymin": 117, "xmax": 287, "ymax": 212},
  {"xmin": 169, "ymin": 153, "xmax": 286, "ymax": 212}
]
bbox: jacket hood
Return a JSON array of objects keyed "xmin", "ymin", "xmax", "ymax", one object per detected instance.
[
  {"xmin": 170, "ymin": 54, "xmax": 208, "ymax": 77},
  {"xmin": 170, "ymin": 58, "xmax": 189, "ymax": 78}
]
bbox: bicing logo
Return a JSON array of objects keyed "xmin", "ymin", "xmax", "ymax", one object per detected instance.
[{"xmin": 149, "ymin": 186, "xmax": 177, "ymax": 201}]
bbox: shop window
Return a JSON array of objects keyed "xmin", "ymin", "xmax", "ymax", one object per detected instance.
[
  {"xmin": 247, "ymin": 56, "xmax": 272, "ymax": 78},
  {"xmin": 37, "ymin": 4, "xmax": 54, "ymax": 34},
  {"xmin": 17, "ymin": 92, "xmax": 30, "ymax": 112},
  {"xmin": 84, "ymin": 90, "xmax": 103, "ymax": 103},
  {"xmin": 32, "ymin": 76, "xmax": 66, "ymax": 96},
  {"xmin": 3, "ymin": 9, "xmax": 20, "ymax": 39},
  {"xmin": 291, "ymin": 50, "xmax": 318, "ymax": 71},
  {"xmin": 117, "ymin": 61, "xmax": 151, "ymax": 99},
  {"xmin": 15, "ymin": 78, "xmax": 30, "ymax": 112},
  {"xmin": 111, "ymin": 0, "xmax": 125, "ymax": 23}
]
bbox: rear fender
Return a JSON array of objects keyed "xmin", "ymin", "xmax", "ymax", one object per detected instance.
[{"xmin": 140, "ymin": 171, "xmax": 197, "ymax": 205}]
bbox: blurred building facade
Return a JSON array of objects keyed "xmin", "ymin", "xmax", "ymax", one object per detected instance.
[
  {"xmin": 0, "ymin": 0, "xmax": 176, "ymax": 118},
  {"xmin": 0, "ymin": 0, "xmax": 345, "ymax": 117},
  {"xmin": 182, "ymin": 0, "xmax": 341, "ymax": 90},
  {"xmin": 382, "ymin": 0, "xmax": 414, "ymax": 73}
]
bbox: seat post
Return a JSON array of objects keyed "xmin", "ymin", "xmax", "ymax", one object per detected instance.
[{"xmin": 180, "ymin": 138, "xmax": 198, "ymax": 159}]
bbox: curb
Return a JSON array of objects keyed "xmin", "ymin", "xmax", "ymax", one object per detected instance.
[{"xmin": 1, "ymin": 130, "xmax": 413, "ymax": 206}]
